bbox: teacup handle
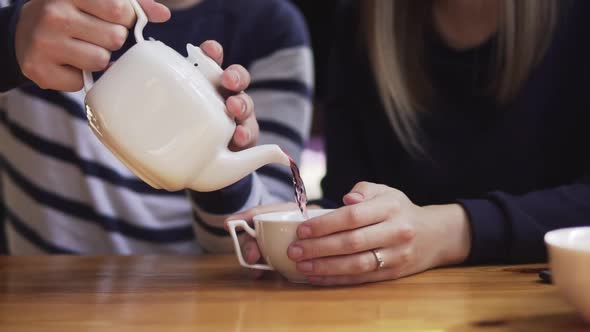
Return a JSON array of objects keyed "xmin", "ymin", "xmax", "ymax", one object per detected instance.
[
  {"xmin": 82, "ymin": 0, "xmax": 147, "ymax": 93},
  {"xmin": 227, "ymin": 220, "xmax": 274, "ymax": 271}
]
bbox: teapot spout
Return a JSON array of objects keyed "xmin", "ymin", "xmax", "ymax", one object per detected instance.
[{"xmin": 191, "ymin": 144, "xmax": 291, "ymax": 192}]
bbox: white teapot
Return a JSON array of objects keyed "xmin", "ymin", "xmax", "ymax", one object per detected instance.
[{"xmin": 83, "ymin": 0, "xmax": 290, "ymax": 192}]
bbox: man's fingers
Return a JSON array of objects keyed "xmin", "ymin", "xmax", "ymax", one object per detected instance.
[
  {"xmin": 75, "ymin": 0, "xmax": 170, "ymax": 28},
  {"xmin": 58, "ymin": 38, "xmax": 111, "ymax": 72},
  {"xmin": 74, "ymin": 0, "xmax": 136, "ymax": 27},
  {"xmin": 137, "ymin": 0, "xmax": 171, "ymax": 23},
  {"xmin": 226, "ymin": 93, "xmax": 254, "ymax": 122},
  {"xmin": 35, "ymin": 64, "xmax": 84, "ymax": 91},
  {"xmin": 69, "ymin": 10, "xmax": 128, "ymax": 51},
  {"xmin": 241, "ymin": 238, "xmax": 261, "ymax": 264},
  {"xmin": 221, "ymin": 65, "xmax": 251, "ymax": 92},
  {"xmin": 200, "ymin": 40, "xmax": 224, "ymax": 66}
]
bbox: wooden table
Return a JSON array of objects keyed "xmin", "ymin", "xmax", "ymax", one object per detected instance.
[{"xmin": 0, "ymin": 256, "xmax": 587, "ymax": 332}]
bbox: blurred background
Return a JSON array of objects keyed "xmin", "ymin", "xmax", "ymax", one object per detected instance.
[{"xmin": 290, "ymin": 0, "xmax": 339, "ymax": 200}]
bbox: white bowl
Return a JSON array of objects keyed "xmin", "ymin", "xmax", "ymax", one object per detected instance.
[{"xmin": 545, "ymin": 227, "xmax": 590, "ymax": 322}]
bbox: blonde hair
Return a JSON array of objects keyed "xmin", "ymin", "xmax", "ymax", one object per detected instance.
[{"xmin": 364, "ymin": 0, "xmax": 559, "ymax": 154}]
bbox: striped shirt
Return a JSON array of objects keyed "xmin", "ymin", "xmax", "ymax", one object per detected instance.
[{"xmin": 0, "ymin": 0, "xmax": 313, "ymax": 254}]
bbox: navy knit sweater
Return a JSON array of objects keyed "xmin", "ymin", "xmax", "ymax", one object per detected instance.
[{"xmin": 322, "ymin": 0, "xmax": 590, "ymax": 264}]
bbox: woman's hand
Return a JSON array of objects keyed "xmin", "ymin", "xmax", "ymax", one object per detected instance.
[
  {"xmin": 200, "ymin": 41, "xmax": 259, "ymax": 150},
  {"xmin": 15, "ymin": 0, "xmax": 171, "ymax": 91},
  {"xmin": 287, "ymin": 182, "xmax": 472, "ymax": 286}
]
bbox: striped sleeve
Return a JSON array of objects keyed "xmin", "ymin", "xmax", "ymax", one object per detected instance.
[
  {"xmin": 1, "ymin": 88, "xmax": 202, "ymax": 255},
  {"xmin": 189, "ymin": 1, "xmax": 313, "ymax": 253},
  {"xmin": 249, "ymin": 45, "xmax": 314, "ymax": 201}
]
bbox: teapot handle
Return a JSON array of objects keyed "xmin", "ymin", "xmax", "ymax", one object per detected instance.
[{"xmin": 83, "ymin": 0, "xmax": 147, "ymax": 93}]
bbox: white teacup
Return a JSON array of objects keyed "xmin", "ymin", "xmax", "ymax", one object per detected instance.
[
  {"xmin": 228, "ymin": 209, "xmax": 333, "ymax": 283},
  {"xmin": 545, "ymin": 227, "xmax": 590, "ymax": 322}
]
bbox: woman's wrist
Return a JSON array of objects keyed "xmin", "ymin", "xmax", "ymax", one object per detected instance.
[{"xmin": 422, "ymin": 204, "xmax": 472, "ymax": 267}]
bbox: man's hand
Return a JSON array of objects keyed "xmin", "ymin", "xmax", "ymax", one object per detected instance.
[{"xmin": 14, "ymin": 0, "xmax": 170, "ymax": 91}]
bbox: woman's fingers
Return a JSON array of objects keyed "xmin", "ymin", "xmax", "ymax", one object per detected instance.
[
  {"xmin": 297, "ymin": 194, "xmax": 401, "ymax": 240},
  {"xmin": 343, "ymin": 181, "xmax": 393, "ymax": 205},
  {"xmin": 298, "ymin": 250, "xmax": 380, "ymax": 276},
  {"xmin": 297, "ymin": 246, "xmax": 413, "ymax": 277},
  {"xmin": 288, "ymin": 220, "xmax": 415, "ymax": 261}
]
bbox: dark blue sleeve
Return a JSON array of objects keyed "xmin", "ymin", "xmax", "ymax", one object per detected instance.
[
  {"xmin": 0, "ymin": 1, "xmax": 29, "ymax": 92},
  {"xmin": 224, "ymin": 0, "xmax": 310, "ymax": 68},
  {"xmin": 458, "ymin": 175, "xmax": 590, "ymax": 265},
  {"xmin": 189, "ymin": 174, "xmax": 254, "ymax": 215}
]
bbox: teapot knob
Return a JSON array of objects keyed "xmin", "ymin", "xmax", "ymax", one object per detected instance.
[{"xmin": 186, "ymin": 44, "xmax": 224, "ymax": 86}]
